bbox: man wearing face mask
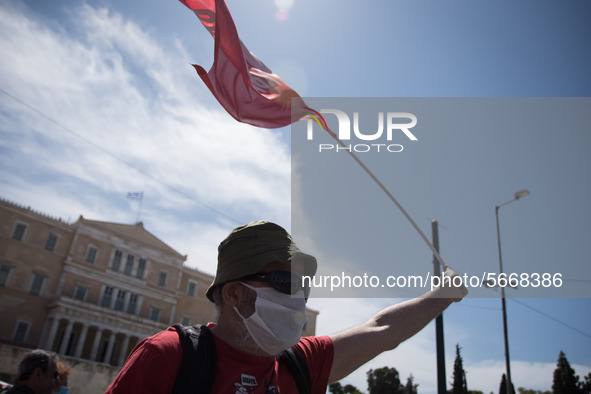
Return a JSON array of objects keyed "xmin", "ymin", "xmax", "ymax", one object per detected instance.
[{"xmin": 106, "ymin": 220, "xmax": 467, "ymax": 394}]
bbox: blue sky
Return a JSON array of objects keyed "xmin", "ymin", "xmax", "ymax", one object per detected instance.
[{"xmin": 1, "ymin": 1, "xmax": 590, "ymax": 393}]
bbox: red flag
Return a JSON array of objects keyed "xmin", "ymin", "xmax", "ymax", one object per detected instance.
[{"xmin": 179, "ymin": 0, "xmax": 306, "ymax": 129}]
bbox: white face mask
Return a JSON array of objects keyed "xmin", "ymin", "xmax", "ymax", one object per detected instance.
[{"xmin": 234, "ymin": 282, "xmax": 308, "ymax": 356}]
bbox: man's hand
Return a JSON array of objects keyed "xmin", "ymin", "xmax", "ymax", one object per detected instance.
[{"xmin": 427, "ymin": 265, "xmax": 468, "ymax": 302}]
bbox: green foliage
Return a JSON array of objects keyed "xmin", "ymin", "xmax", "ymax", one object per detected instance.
[
  {"xmin": 516, "ymin": 352, "xmax": 588, "ymax": 394},
  {"xmin": 499, "ymin": 373, "xmax": 516, "ymax": 394},
  {"xmin": 366, "ymin": 367, "xmax": 419, "ymax": 394},
  {"xmin": 403, "ymin": 374, "xmax": 418, "ymax": 394},
  {"xmin": 579, "ymin": 372, "xmax": 591, "ymax": 394},
  {"xmin": 552, "ymin": 351, "xmax": 580, "ymax": 394},
  {"xmin": 517, "ymin": 388, "xmax": 551, "ymax": 394},
  {"xmin": 329, "ymin": 382, "xmax": 345, "ymax": 394},
  {"xmin": 367, "ymin": 366, "xmax": 402, "ymax": 394},
  {"xmin": 500, "ymin": 374, "xmax": 508, "ymax": 394},
  {"xmin": 328, "ymin": 381, "xmax": 362, "ymax": 394},
  {"xmin": 451, "ymin": 344, "xmax": 468, "ymax": 394},
  {"xmin": 343, "ymin": 384, "xmax": 364, "ymax": 394}
]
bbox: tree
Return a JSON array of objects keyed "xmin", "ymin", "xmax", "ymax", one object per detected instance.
[
  {"xmin": 367, "ymin": 366, "xmax": 402, "ymax": 394},
  {"xmin": 578, "ymin": 372, "xmax": 591, "ymax": 394},
  {"xmin": 517, "ymin": 389, "xmax": 551, "ymax": 394},
  {"xmin": 500, "ymin": 373, "xmax": 516, "ymax": 394},
  {"xmin": 329, "ymin": 382, "xmax": 345, "ymax": 394},
  {"xmin": 500, "ymin": 374, "xmax": 508, "ymax": 394},
  {"xmin": 343, "ymin": 384, "xmax": 364, "ymax": 394},
  {"xmin": 552, "ymin": 351, "xmax": 580, "ymax": 394},
  {"xmin": 329, "ymin": 381, "xmax": 363, "ymax": 394},
  {"xmin": 451, "ymin": 344, "xmax": 468, "ymax": 394},
  {"xmin": 403, "ymin": 374, "xmax": 419, "ymax": 394}
]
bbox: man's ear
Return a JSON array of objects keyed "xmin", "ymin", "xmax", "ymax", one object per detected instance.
[
  {"xmin": 32, "ymin": 367, "xmax": 43, "ymax": 380},
  {"xmin": 220, "ymin": 282, "xmax": 243, "ymax": 307}
]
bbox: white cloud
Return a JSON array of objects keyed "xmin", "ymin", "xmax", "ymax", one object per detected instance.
[{"xmin": 0, "ymin": 1, "xmax": 292, "ymax": 246}]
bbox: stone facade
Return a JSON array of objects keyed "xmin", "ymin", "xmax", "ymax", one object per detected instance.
[{"xmin": 0, "ymin": 197, "xmax": 318, "ymax": 393}]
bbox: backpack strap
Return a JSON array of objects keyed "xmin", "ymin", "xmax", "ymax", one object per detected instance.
[
  {"xmin": 279, "ymin": 346, "xmax": 312, "ymax": 394},
  {"xmin": 172, "ymin": 323, "xmax": 310, "ymax": 394},
  {"xmin": 171, "ymin": 324, "xmax": 217, "ymax": 394}
]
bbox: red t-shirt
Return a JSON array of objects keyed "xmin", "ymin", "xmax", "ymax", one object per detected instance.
[{"xmin": 105, "ymin": 324, "xmax": 334, "ymax": 394}]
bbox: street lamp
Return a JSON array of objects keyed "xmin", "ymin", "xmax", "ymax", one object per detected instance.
[{"xmin": 495, "ymin": 189, "xmax": 530, "ymax": 394}]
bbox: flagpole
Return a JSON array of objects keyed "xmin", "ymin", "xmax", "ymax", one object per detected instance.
[
  {"xmin": 325, "ymin": 126, "xmax": 447, "ymax": 269},
  {"xmin": 135, "ymin": 193, "xmax": 143, "ymax": 224}
]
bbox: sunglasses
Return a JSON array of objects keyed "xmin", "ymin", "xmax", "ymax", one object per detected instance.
[{"xmin": 241, "ymin": 270, "xmax": 310, "ymax": 299}]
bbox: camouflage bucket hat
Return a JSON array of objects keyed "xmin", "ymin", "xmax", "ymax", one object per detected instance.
[{"xmin": 205, "ymin": 221, "xmax": 317, "ymax": 302}]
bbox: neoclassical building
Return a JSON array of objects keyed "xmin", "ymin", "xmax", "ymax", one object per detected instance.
[{"xmin": 0, "ymin": 197, "xmax": 318, "ymax": 381}]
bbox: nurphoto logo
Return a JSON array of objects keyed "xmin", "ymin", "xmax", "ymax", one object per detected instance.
[{"xmin": 302, "ymin": 106, "xmax": 418, "ymax": 153}]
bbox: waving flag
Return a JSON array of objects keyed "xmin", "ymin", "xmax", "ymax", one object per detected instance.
[
  {"xmin": 179, "ymin": 0, "xmax": 306, "ymax": 128},
  {"xmin": 179, "ymin": 0, "xmax": 451, "ymax": 271}
]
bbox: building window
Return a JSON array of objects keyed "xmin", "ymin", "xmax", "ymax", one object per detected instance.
[
  {"xmin": 114, "ymin": 290, "xmax": 126, "ymax": 311},
  {"xmin": 187, "ymin": 281, "xmax": 196, "ymax": 297},
  {"xmin": 181, "ymin": 316, "xmax": 190, "ymax": 326},
  {"xmin": 29, "ymin": 274, "xmax": 45, "ymax": 296},
  {"xmin": 124, "ymin": 255, "xmax": 134, "ymax": 275},
  {"xmin": 136, "ymin": 258, "xmax": 146, "ymax": 279},
  {"xmin": 0, "ymin": 266, "xmax": 11, "ymax": 286},
  {"xmin": 85, "ymin": 246, "xmax": 98, "ymax": 264},
  {"xmin": 149, "ymin": 307, "xmax": 161, "ymax": 322},
  {"xmin": 111, "ymin": 250, "xmax": 122, "ymax": 271},
  {"xmin": 127, "ymin": 294, "xmax": 138, "ymax": 315},
  {"xmin": 73, "ymin": 286, "xmax": 88, "ymax": 301},
  {"xmin": 100, "ymin": 286, "xmax": 114, "ymax": 308},
  {"xmin": 44, "ymin": 233, "xmax": 58, "ymax": 252},
  {"xmin": 11, "ymin": 222, "xmax": 28, "ymax": 241},
  {"xmin": 13, "ymin": 321, "xmax": 30, "ymax": 342},
  {"xmin": 158, "ymin": 271, "xmax": 167, "ymax": 287}
]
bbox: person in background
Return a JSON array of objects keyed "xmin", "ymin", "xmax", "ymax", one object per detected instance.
[
  {"xmin": 5, "ymin": 350, "xmax": 59, "ymax": 394},
  {"xmin": 53, "ymin": 362, "xmax": 70, "ymax": 394}
]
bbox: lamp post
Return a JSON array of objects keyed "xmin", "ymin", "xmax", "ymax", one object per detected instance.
[{"xmin": 495, "ymin": 189, "xmax": 530, "ymax": 394}]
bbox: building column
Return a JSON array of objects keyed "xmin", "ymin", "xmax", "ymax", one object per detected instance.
[
  {"xmin": 74, "ymin": 324, "xmax": 89, "ymax": 359},
  {"xmin": 103, "ymin": 332, "xmax": 116, "ymax": 365},
  {"xmin": 117, "ymin": 334, "xmax": 131, "ymax": 366},
  {"xmin": 42, "ymin": 317, "xmax": 61, "ymax": 351},
  {"xmin": 89, "ymin": 327, "xmax": 103, "ymax": 361},
  {"xmin": 38, "ymin": 318, "xmax": 52, "ymax": 350},
  {"xmin": 169, "ymin": 303, "xmax": 177, "ymax": 326},
  {"xmin": 58, "ymin": 320, "xmax": 74, "ymax": 355},
  {"xmin": 55, "ymin": 271, "xmax": 67, "ymax": 298}
]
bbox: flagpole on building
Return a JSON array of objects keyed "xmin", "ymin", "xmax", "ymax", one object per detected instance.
[
  {"xmin": 135, "ymin": 193, "xmax": 143, "ymax": 224},
  {"xmin": 127, "ymin": 192, "xmax": 144, "ymax": 224}
]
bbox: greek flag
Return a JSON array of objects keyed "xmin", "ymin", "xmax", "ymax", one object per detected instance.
[{"xmin": 126, "ymin": 192, "xmax": 143, "ymax": 200}]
